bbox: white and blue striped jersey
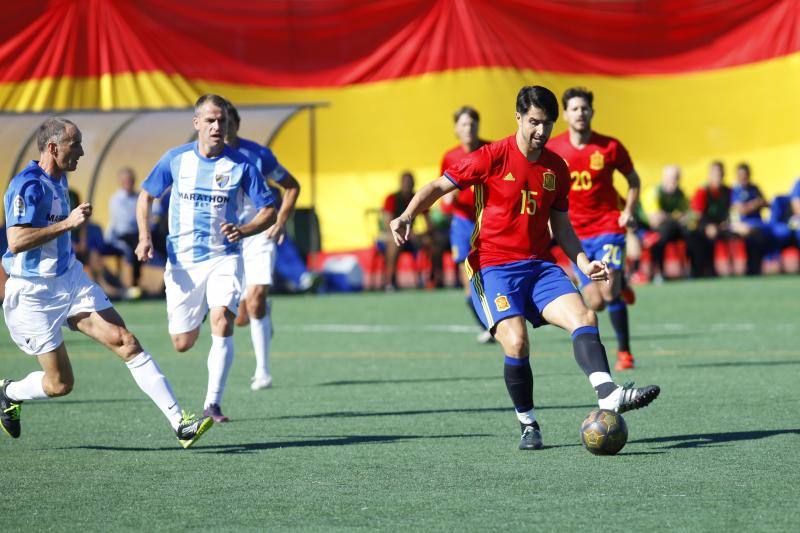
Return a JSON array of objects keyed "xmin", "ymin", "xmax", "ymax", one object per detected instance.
[
  {"xmin": 2, "ymin": 161, "xmax": 75, "ymax": 278},
  {"xmin": 233, "ymin": 138, "xmax": 288, "ymax": 225},
  {"xmin": 142, "ymin": 142, "xmax": 274, "ymax": 266}
]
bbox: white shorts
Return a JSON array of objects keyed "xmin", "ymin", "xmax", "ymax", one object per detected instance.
[
  {"xmin": 3, "ymin": 261, "xmax": 113, "ymax": 355},
  {"xmin": 165, "ymin": 254, "xmax": 243, "ymax": 335},
  {"xmin": 242, "ymin": 233, "xmax": 276, "ymax": 287}
]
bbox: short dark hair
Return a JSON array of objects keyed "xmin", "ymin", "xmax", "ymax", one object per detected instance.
[
  {"xmin": 561, "ymin": 87, "xmax": 594, "ymax": 110},
  {"xmin": 453, "ymin": 106, "xmax": 479, "ymax": 123},
  {"xmin": 194, "ymin": 94, "xmax": 229, "ymax": 116},
  {"xmin": 36, "ymin": 117, "xmax": 77, "ymax": 152},
  {"xmin": 710, "ymin": 160, "xmax": 725, "ymax": 172},
  {"xmin": 736, "ymin": 162, "xmax": 751, "ymax": 174},
  {"xmin": 225, "ymin": 100, "xmax": 241, "ymax": 126},
  {"xmin": 516, "ymin": 86, "xmax": 559, "ymax": 121}
]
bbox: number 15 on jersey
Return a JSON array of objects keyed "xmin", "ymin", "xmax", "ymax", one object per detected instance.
[{"xmin": 520, "ymin": 190, "xmax": 538, "ymax": 215}]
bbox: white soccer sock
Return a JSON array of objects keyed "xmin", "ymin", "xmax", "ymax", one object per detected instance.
[
  {"xmin": 205, "ymin": 335, "xmax": 234, "ymax": 408},
  {"xmin": 6, "ymin": 371, "xmax": 48, "ymax": 401},
  {"xmin": 125, "ymin": 352, "xmax": 183, "ymax": 431},
  {"xmin": 515, "ymin": 408, "xmax": 537, "ymax": 425},
  {"xmin": 250, "ymin": 313, "xmax": 272, "ymax": 378}
]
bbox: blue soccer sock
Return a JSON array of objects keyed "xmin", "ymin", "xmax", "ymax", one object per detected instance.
[
  {"xmin": 607, "ymin": 299, "xmax": 631, "ymax": 353},
  {"xmin": 503, "ymin": 355, "xmax": 536, "ymax": 427},
  {"xmin": 572, "ymin": 326, "xmax": 617, "ymax": 399}
]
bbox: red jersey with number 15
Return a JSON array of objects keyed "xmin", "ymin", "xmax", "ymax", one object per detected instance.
[
  {"xmin": 444, "ymin": 135, "xmax": 570, "ymax": 274},
  {"xmin": 547, "ymin": 131, "xmax": 633, "ymax": 239}
]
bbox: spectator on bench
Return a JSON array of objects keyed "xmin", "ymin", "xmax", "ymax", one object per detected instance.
[
  {"xmin": 645, "ymin": 165, "xmax": 690, "ymax": 281},
  {"xmin": 688, "ymin": 161, "xmax": 731, "ymax": 277},
  {"xmin": 730, "ymin": 162, "xmax": 769, "ymax": 275}
]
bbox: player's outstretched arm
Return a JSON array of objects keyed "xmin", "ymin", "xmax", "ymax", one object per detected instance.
[
  {"xmin": 550, "ymin": 209, "xmax": 609, "ymax": 283},
  {"xmin": 389, "ymin": 176, "xmax": 456, "ymax": 245},
  {"xmin": 264, "ymin": 173, "xmax": 300, "ymax": 244},
  {"xmin": 135, "ymin": 191, "xmax": 155, "ymax": 261},
  {"xmin": 7, "ymin": 203, "xmax": 92, "ymax": 254},
  {"xmin": 619, "ymin": 169, "xmax": 641, "ymax": 228}
]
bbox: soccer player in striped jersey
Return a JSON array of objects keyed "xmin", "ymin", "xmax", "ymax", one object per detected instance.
[
  {"xmin": 389, "ymin": 86, "xmax": 659, "ymax": 450},
  {"xmin": 136, "ymin": 94, "xmax": 276, "ymax": 423},
  {"xmin": 224, "ymin": 101, "xmax": 301, "ymax": 391},
  {"xmin": 547, "ymin": 87, "xmax": 642, "ymax": 371},
  {"xmin": 439, "ymin": 106, "xmax": 493, "ymax": 343},
  {"xmin": 0, "ymin": 117, "xmax": 212, "ymax": 448}
]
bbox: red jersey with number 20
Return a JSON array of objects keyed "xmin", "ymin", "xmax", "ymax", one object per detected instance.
[
  {"xmin": 547, "ymin": 131, "xmax": 633, "ymax": 239},
  {"xmin": 444, "ymin": 135, "xmax": 570, "ymax": 275}
]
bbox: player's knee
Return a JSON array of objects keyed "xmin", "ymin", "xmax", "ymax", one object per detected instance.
[
  {"xmin": 585, "ymin": 292, "xmax": 605, "ymax": 311},
  {"xmin": 503, "ymin": 334, "xmax": 529, "ymax": 358},
  {"xmin": 246, "ymin": 290, "xmax": 267, "ymax": 318},
  {"xmin": 172, "ymin": 336, "xmax": 195, "ymax": 353}
]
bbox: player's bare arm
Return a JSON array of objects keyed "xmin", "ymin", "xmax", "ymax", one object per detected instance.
[
  {"xmin": 264, "ymin": 173, "xmax": 300, "ymax": 244},
  {"xmin": 223, "ymin": 205, "xmax": 277, "ymax": 243},
  {"xmin": 135, "ymin": 190, "xmax": 156, "ymax": 261},
  {"xmin": 618, "ymin": 169, "xmax": 641, "ymax": 228},
  {"xmin": 390, "ymin": 176, "xmax": 456, "ymax": 245},
  {"xmin": 6, "ymin": 202, "xmax": 91, "ymax": 254},
  {"xmin": 550, "ymin": 209, "xmax": 609, "ymax": 282}
]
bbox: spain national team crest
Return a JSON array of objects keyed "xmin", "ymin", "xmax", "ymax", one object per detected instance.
[
  {"xmin": 590, "ymin": 150, "xmax": 605, "ymax": 171},
  {"xmin": 214, "ymin": 173, "xmax": 230, "ymax": 187},
  {"xmin": 495, "ymin": 295, "xmax": 510, "ymax": 312},
  {"xmin": 542, "ymin": 172, "xmax": 556, "ymax": 191}
]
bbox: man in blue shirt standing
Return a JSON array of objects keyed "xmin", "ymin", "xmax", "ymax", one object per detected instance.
[
  {"xmin": 136, "ymin": 94, "xmax": 276, "ymax": 423},
  {"xmin": 0, "ymin": 117, "xmax": 213, "ymax": 448}
]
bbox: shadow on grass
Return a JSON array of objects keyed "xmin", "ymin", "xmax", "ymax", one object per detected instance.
[
  {"xmin": 677, "ymin": 360, "xmax": 800, "ymax": 369},
  {"xmin": 318, "ymin": 374, "xmax": 577, "ymax": 386},
  {"xmin": 632, "ymin": 428, "xmax": 800, "ymax": 449},
  {"xmin": 59, "ymin": 433, "xmax": 495, "ymax": 454},
  {"xmin": 34, "ymin": 398, "xmax": 148, "ymax": 405},
  {"xmin": 266, "ymin": 404, "xmax": 596, "ymax": 421},
  {"xmin": 319, "ymin": 376, "xmax": 496, "ymax": 386}
]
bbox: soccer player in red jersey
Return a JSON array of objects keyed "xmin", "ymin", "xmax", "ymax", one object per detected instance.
[
  {"xmin": 438, "ymin": 106, "xmax": 492, "ymax": 343},
  {"xmin": 547, "ymin": 87, "xmax": 642, "ymax": 371},
  {"xmin": 390, "ymin": 86, "xmax": 659, "ymax": 450}
]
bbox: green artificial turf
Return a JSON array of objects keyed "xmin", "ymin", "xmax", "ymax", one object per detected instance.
[{"xmin": 1, "ymin": 276, "xmax": 798, "ymax": 531}]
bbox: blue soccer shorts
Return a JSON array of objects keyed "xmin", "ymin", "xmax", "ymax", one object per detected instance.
[
  {"xmin": 470, "ymin": 259, "xmax": 578, "ymax": 331},
  {"xmin": 449, "ymin": 214, "xmax": 475, "ymax": 264},
  {"xmin": 573, "ymin": 233, "xmax": 626, "ymax": 288}
]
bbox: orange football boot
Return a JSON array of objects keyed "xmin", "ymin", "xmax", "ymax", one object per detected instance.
[
  {"xmin": 615, "ymin": 351, "xmax": 635, "ymax": 371},
  {"xmin": 620, "ymin": 285, "xmax": 636, "ymax": 305}
]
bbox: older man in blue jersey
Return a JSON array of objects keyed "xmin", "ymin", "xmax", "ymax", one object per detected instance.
[
  {"xmin": 0, "ymin": 117, "xmax": 213, "ymax": 448},
  {"xmin": 224, "ymin": 101, "xmax": 301, "ymax": 391},
  {"xmin": 136, "ymin": 94, "xmax": 276, "ymax": 423}
]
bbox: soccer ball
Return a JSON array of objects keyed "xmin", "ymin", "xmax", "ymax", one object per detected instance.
[{"xmin": 580, "ymin": 409, "xmax": 628, "ymax": 455}]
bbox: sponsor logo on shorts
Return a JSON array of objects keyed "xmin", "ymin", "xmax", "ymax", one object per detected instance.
[
  {"xmin": 494, "ymin": 295, "xmax": 510, "ymax": 312},
  {"xmin": 590, "ymin": 150, "xmax": 604, "ymax": 170},
  {"xmin": 542, "ymin": 172, "xmax": 556, "ymax": 191}
]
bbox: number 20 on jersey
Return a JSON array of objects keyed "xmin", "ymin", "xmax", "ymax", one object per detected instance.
[{"xmin": 571, "ymin": 170, "xmax": 593, "ymax": 191}]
